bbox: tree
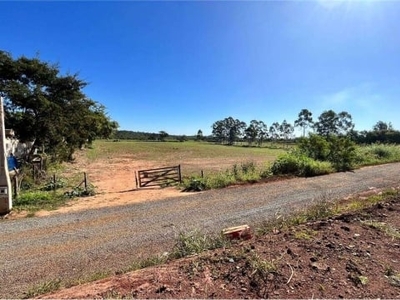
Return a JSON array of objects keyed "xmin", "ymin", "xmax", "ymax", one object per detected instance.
[
  {"xmin": 211, "ymin": 120, "xmax": 226, "ymax": 144},
  {"xmin": 0, "ymin": 51, "xmax": 117, "ymax": 161},
  {"xmin": 196, "ymin": 129, "xmax": 204, "ymax": 141},
  {"xmin": 211, "ymin": 117, "xmax": 246, "ymax": 145},
  {"xmin": 255, "ymin": 120, "xmax": 268, "ymax": 146},
  {"xmin": 280, "ymin": 120, "xmax": 294, "ymax": 141},
  {"xmin": 158, "ymin": 131, "xmax": 169, "ymax": 141},
  {"xmin": 269, "ymin": 122, "xmax": 280, "ymax": 143},
  {"xmin": 314, "ymin": 110, "xmax": 354, "ymax": 137},
  {"xmin": 337, "ymin": 111, "xmax": 354, "ymax": 135},
  {"xmin": 244, "ymin": 120, "xmax": 259, "ymax": 146},
  {"xmin": 373, "ymin": 121, "xmax": 393, "ymax": 132},
  {"xmin": 294, "ymin": 109, "xmax": 313, "ymax": 137},
  {"xmin": 244, "ymin": 120, "xmax": 269, "ymax": 146}
]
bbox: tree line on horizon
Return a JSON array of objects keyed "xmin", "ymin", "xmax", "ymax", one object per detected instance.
[
  {"xmin": 210, "ymin": 109, "xmax": 400, "ymax": 146},
  {"xmin": 114, "ymin": 108, "xmax": 400, "ymax": 146}
]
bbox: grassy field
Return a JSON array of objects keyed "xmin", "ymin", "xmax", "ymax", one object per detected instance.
[{"xmin": 87, "ymin": 140, "xmax": 287, "ymax": 176}]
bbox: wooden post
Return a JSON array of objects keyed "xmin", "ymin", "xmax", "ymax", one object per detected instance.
[
  {"xmin": 53, "ymin": 174, "xmax": 56, "ymax": 191},
  {"xmin": 84, "ymin": 172, "xmax": 87, "ymax": 191},
  {"xmin": 13, "ymin": 176, "xmax": 17, "ymax": 198},
  {"xmin": 134, "ymin": 171, "xmax": 138, "ymax": 189},
  {"xmin": 178, "ymin": 164, "xmax": 182, "ymax": 183}
]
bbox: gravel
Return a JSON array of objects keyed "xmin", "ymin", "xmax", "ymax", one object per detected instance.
[{"xmin": 1, "ymin": 163, "xmax": 400, "ymax": 298}]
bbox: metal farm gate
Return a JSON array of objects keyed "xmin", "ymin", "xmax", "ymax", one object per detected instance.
[{"xmin": 135, "ymin": 165, "xmax": 182, "ymax": 188}]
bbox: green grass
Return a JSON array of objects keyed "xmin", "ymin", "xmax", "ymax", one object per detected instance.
[
  {"xmin": 182, "ymin": 161, "xmax": 272, "ymax": 191},
  {"xmin": 24, "ymin": 279, "xmax": 62, "ymax": 298},
  {"xmin": 361, "ymin": 220, "xmax": 400, "ymax": 239},
  {"xmin": 355, "ymin": 144, "xmax": 400, "ymax": 166},
  {"xmin": 13, "ymin": 191, "xmax": 69, "ymax": 213}
]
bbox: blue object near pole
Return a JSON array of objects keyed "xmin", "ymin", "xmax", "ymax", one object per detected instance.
[{"xmin": 7, "ymin": 155, "xmax": 18, "ymax": 171}]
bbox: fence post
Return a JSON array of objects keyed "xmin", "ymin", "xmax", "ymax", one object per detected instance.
[
  {"xmin": 84, "ymin": 172, "xmax": 87, "ymax": 191},
  {"xmin": 134, "ymin": 171, "xmax": 138, "ymax": 189}
]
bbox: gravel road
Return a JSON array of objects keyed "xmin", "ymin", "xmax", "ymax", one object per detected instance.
[{"xmin": 1, "ymin": 163, "xmax": 400, "ymax": 298}]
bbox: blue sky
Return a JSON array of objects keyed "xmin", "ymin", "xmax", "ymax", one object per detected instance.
[{"xmin": 1, "ymin": 1, "xmax": 399, "ymax": 136}]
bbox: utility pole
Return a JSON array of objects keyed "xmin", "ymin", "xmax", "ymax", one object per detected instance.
[{"xmin": 0, "ymin": 97, "xmax": 12, "ymax": 214}]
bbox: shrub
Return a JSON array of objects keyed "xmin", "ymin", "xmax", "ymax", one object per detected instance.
[
  {"xmin": 298, "ymin": 134, "xmax": 330, "ymax": 161},
  {"xmin": 327, "ymin": 136, "xmax": 357, "ymax": 171},
  {"xmin": 298, "ymin": 135, "xmax": 357, "ymax": 172},
  {"xmin": 182, "ymin": 177, "xmax": 207, "ymax": 192},
  {"xmin": 271, "ymin": 152, "xmax": 333, "ymax": 177}
]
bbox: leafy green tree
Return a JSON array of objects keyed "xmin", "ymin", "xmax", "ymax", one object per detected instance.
[
  {"xmin": 294, "ymin": 109, "xmax": 313, "ymax": 137},
  {"xmin": 158, "ymin": 131, "xmax": 169, "ymax": 141},
  {"xmin": 0, "ymin": 51, "xmax": 117, "ymax": 161},
  {"xmin": 196, "ymin": 129, "xmax": 204, "ymax": 141},
  {"xmin": 337, "ymin": 111, "xmax": 354, "ymax": 135},
  {"xmin": 256, "ymin": 120, "xmax": 268, "ymax": 146},
  {"xmin": 211, "ymin": 117, "xmax": 246, "ymax": 145},
  {"xmin": 177, "ymin": 135, "xmax": 187, "ymax": 142},
  {"xmin": 314, "ymin": 110, "xmax": 354, "ymax": 137},
  {"xmin": 211, "ymin": 120, "xmax": 226, "ymax": 144},
  {"xmin": 373, "ymin": 121, "xmax": 393, "ymax": 132},
  {"xmin": 269, "ymin": 122, "xmax": 280, "ymax": 143},
  {"xmin": 244, "ymin": 120, "xmax": 259, "ymax": 146},
  {"xmin": 280, "ymin": 120, "xmax": 294, "ymax": 141}
]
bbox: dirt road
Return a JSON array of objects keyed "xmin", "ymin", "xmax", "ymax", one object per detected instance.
[{"xmin": 1, "ymin": 163, "xmax": 399, "ymax": 298}]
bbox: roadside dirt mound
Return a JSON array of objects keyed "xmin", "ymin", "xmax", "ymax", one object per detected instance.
[{"xmin": 39, "ymin": 196, "xmax": 400, "ymax": 299}]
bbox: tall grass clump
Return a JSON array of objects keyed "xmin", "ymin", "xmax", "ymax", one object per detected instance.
[
  {"xmin": 171, "ymin": 230, "xmax": 230, "ymax": 259},
  {"xmin": 355, "ymin": 144, "xmax": 400, "ymax": 166}
]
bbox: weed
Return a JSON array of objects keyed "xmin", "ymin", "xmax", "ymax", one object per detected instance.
[
  {"xmin": 305, "ymin": 198, "xmax": 334, "ymax": 221},
  {"xmin": 126, "ymin": 254, "xmax": 169, "ymax": 272},
  {"xmin": 68, "ymin": 270, "xmax": 112, "ymax": 288},
  {"xmin": 360, "ymin": 220, "xmax": 400, "ymax": 239},
  {"xmin": 182, "ymin": 177, "xmax": 207, "ymax": 192},
  {"xmin": 294, "ymin": 228, "xmax": 317, "ymax": 240},
  {"xmin": 64, "ymin": 186, "xmax": 96, "ymax": 198},
  {"xmin": 40, "ymin": 178, "xmax": 65, "ymax": 191},
  {"xmin": 385, "ymin": 265, "xmax": 395, "ymax": 276},
  {"xmin": 13, "ymin": 191, "xmax": 68, "ymax": 212},
  {"xmin": 248, "ymin": 253, "xmax": 280, "ymax": 298},
  {"xmin": 171, "ymin": 230, "xmax": 230, "ymax": 259},
  {"xmin": 23, "ymin": 279, "xmax": 62, "ymax": 298},
  {"xmin": 358, "ymin": 275, "xmax": 369, "ymax": 285}
]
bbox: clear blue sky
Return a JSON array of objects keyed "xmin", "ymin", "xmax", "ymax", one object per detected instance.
[{"xmin": 1, "ymin": 1, "xmax": 399, "ymax": 136}]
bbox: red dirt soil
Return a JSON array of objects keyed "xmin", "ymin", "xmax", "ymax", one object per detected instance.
[{"xmin": 39, "ymin": 195, "xmax": 400, "ymax": 299}]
